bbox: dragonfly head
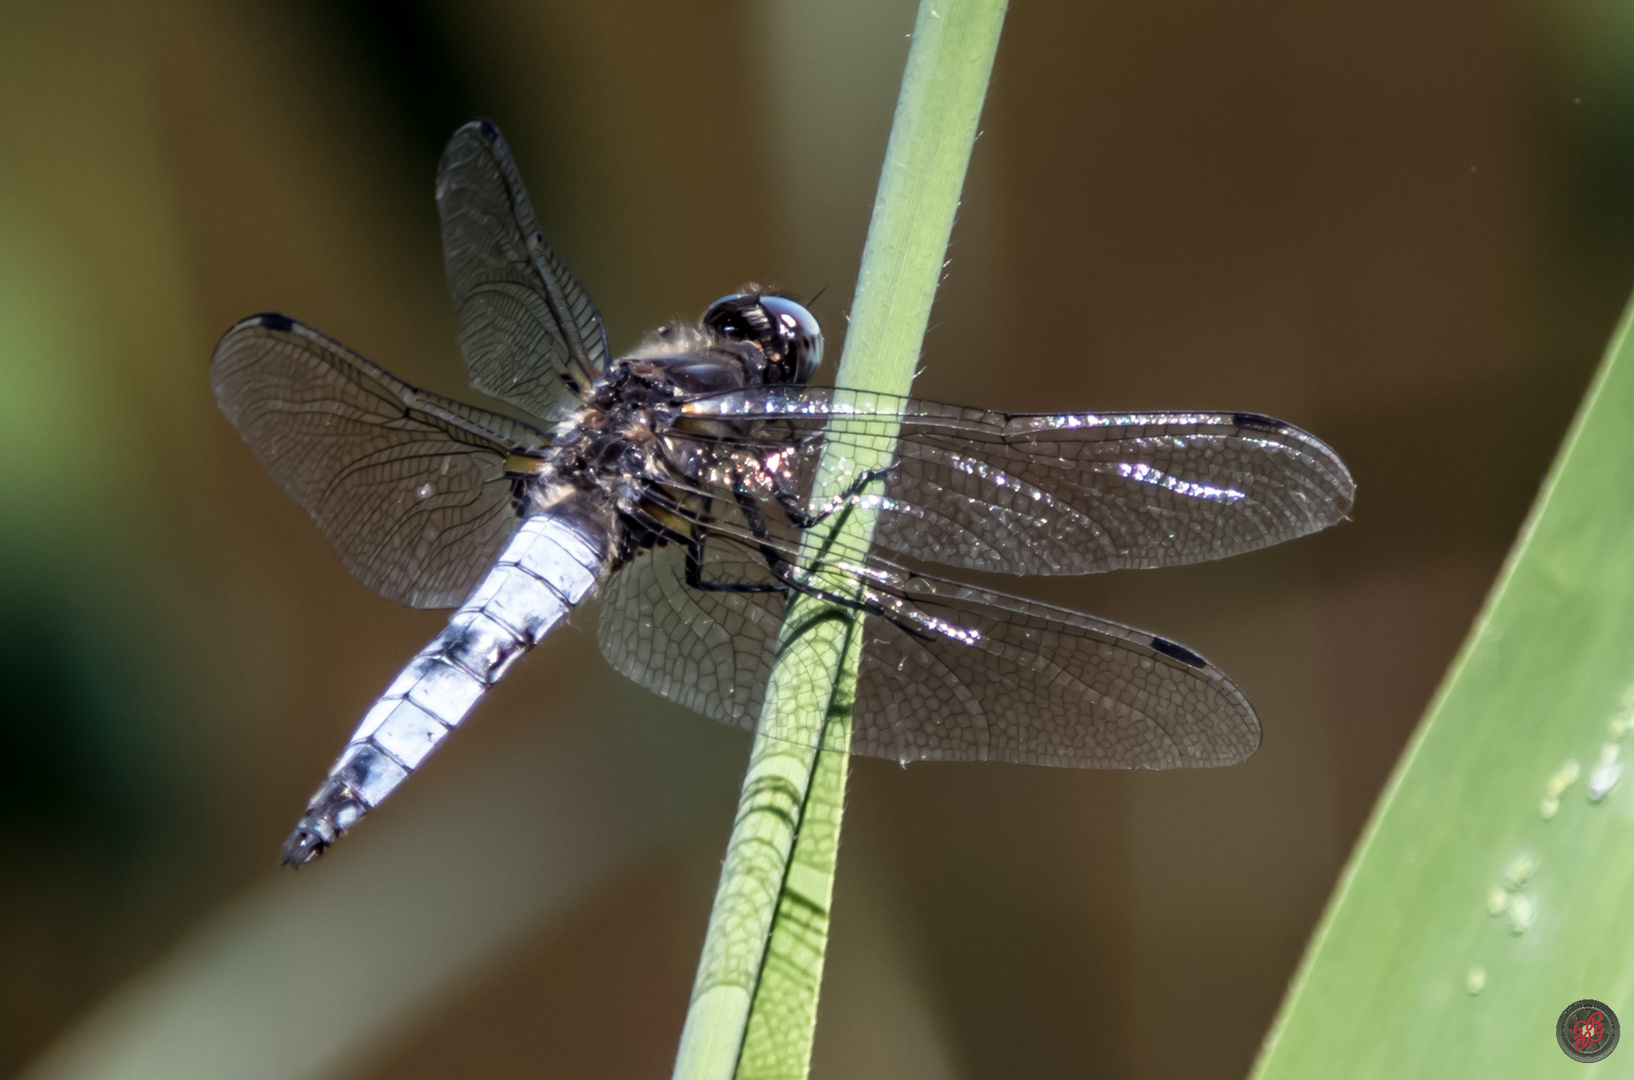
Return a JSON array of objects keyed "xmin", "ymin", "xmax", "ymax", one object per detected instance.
[{"xmin": 702, "ymin": 290, "xmax": 823, "ymax": 385}]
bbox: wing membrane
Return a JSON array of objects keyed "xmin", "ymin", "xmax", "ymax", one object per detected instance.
[
  {"xmin": 598, "ymin": 540, "xmax": 783, "ymax": 731},
  {"xmin": 437, "ymin": 118, "xmax": 608, "ymax": 421},
  {"xmin": 596, "ymin": 533, "xmax": 1257, "ymax": 768},
  {"xmin": 673, "ymin": 387, "xmax": 1355, "ymax": 576},
  {"xmin": 211, "ymin": 313, "xmax": 549, "ymax": 608},
  {"xmin": 849, "ymin": 573, "xmax": 1257, "ymax": 767}
]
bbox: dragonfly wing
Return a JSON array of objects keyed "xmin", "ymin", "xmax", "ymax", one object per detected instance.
[
  {"xmin": 436, "ymin": 118, "xmax": 608, "ymax": 421},
  {"xmin": 675, "ymin": 387, "xmax": 1354, "ymax": 576},
  {"xmin": 212, "ymin": 312, "xmax": 549, "ymax": 608},
  {"xmin": 597, "ymin": 538, "xmax": 780, "ymax": 733},
  {"xmin": 596, "ymin": 520, "xmax": 1257, "ymax": 768},
  {"xmin": 849, "ymin": 573, "xmax": 1258, "ymax": 768}
]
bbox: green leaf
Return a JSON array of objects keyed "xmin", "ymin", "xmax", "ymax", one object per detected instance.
[
  {"xmin": 668, "ymin": 3, "xmax": 1009, "ymax": 1078},
  {"xmin": 1252, "ymin": 293, "xmax": 1634, "ymax": 1077}
]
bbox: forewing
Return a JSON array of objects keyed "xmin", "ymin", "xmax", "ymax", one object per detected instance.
[
  {"xmin": 596, "ymin": 524, "xmax": 1257, "ymax": 768},
  {"xmin": 437, "ymin": 118, "xmax": 608, "ymax": 421},
  {"xmin": 211, "ymin": 313, "xmax": 549, "ymax": 608},
  {"xmin": 676, "ymin": 387, "xmax": 1354, "ymax": 576}
]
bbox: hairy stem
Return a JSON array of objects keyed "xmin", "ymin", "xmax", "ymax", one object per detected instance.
[{"xmin": 670, "ymin": 2, "xmax": 1010, "ymax": 1078}]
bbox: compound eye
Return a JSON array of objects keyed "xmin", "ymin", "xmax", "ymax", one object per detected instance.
[
  {"xmin": 702, "ymin": 291, "xmax": 824, "ymax": 384},
  {"xmin": 758, "ymin": 296, "xmax": 823, "ymax": 383},
  {"xmin": 702, "ymin": 292, "xmax": 763, "ymax": 343}
]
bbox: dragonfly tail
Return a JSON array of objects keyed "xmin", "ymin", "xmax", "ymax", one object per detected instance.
[{"xmin": 280, "ymin": 506, "xmax": 608, "ymax": 866}]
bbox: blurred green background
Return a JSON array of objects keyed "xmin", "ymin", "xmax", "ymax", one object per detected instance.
[{"xmin": 3, "ymin": 1, "xmax": 1633, "ymax": 1078}]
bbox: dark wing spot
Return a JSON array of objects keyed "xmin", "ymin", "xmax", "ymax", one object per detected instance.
[
  {"xmin": 255, "ymin": 312, "xmax": 294, "ymax": 332},
  {"xmin": 1150, "ymin": 636, "xmax": 1206, "ymax": 668},
  {"xmin": 1233, "ymin": 411, "xmax": 1285, "ymax": 433},
  {"xmin": 478, "ymin": 117, "xmax": 498, "ymax": 140}
]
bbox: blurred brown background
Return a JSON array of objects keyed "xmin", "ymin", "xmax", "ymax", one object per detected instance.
[{"xmin": 3, "ymin": 0, "xmax": 1633, "ymax": 1078}]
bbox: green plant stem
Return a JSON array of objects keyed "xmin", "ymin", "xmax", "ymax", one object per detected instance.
[
  {"xmin": 1252, "ymin": 293, "xmax": 1634, "ymax": 1077},
  {"xmin": 669, "ymin": 3, "xmax": 1008, "ymax": 1078}
]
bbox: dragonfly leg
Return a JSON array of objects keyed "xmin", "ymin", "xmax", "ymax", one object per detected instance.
[
  {"xmin": 661, "ymin": 482, "xmax": 794, "ymax": 595},
  {"xmin": 771, "ymin": 462, "xmax": 898, "ymax": 529},
  {"xmin": 683, "ymin": 535, "xmax": 788, "ymax": 594}
]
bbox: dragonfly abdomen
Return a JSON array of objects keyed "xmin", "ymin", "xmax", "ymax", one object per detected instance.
[{"xmin": 281, "ymin": 502, "xmax": 610, "ymax": 866}]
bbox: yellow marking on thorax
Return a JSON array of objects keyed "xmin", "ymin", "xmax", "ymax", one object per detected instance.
[
  {"xmin": 504, "ymin": 454, "xmax": 551, "ymax": 476},
  {"xmin": 641, "ymin": 503, "xmax": 691, "ymax": 537},
  {"xmin": 670, "ymin": 416, "xmax": 733, "ymax": 439}
]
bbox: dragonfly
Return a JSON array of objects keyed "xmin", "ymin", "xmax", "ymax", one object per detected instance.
[{"xmin": 212, "ymin": 119, "xmax": 1355, "ymax": 866}]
